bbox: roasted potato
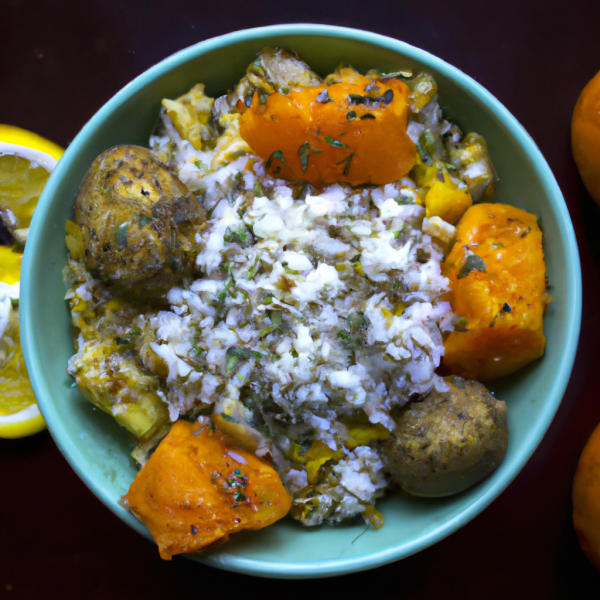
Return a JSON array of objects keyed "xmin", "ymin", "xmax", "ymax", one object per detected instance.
[
  {"xmin": 122, "ymin": 420, "xmax": 292, "ymax": 560},
  {"xmin": 383, "ymin": 376, "xmax": 508, "ymax": 497},
  {"xmin": 73, "ymin": 145, "xmax": 205, "ymax": 302},
  {"xmin": 442, "ymin": 203, "xmax": 547, "ymax": 381}
]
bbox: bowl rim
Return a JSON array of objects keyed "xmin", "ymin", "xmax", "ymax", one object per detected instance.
[{"xmin": 21, "ymin": 23, "xmax": 582, "ymax": 578}]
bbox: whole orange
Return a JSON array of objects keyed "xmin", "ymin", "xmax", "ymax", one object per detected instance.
[
  {"xmin": 572, "ymin": 70, "xmax": 600, "ymax": 204},
  {"xmin": 573, "ymin": 421, "xmax": 600, "ymax": 570}
]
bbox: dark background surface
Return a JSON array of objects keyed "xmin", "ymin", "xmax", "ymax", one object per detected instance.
[{"xmin": 2, "ymin": 0, "xmax": 600, "ymax": 598}]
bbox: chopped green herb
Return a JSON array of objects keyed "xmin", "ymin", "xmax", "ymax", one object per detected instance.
[
  {"xmin": 10, "ymin": 298, "xmax": 18, "ymax": 307},
  {"xmin": 273, "ymin": 166, "xmax": 281, "ymax": 175},
  {"xmin": 244, "ymin": 91, "xmax": 254, "ymax": 107},
  {"xmin": 378, "ymin": 69, "xmax": 413, "ymax": 82},
  {"xmin": 298, "ymin": 142, "xmax": 310, "ymax": 173},
  {"xmin": 259, "ymin": 310, "xmax": 283, "ymax": 338},
  {"xmin": 234, "ymin": 171, "xmax": 243, "ymax": 181},
  {"xmin": 337, "ymin": 330, "xmax": 364, "ymax": 350},
  {"xmin": 265, "ymin": 150, "xmax": 291, "ymax": 170},
  {"xmin": 248, "ymin": 257, "xmax": 261, "ymax": 280},
  {"xmin": 361, "ymin": 113, "xmax": 376, "ymax": 120},
  {"xmin": 347, "ymin": 311, "xmax": 371, "ymax": 333},
  {"xmin": 313, "ymin": 149, "xmax": 322, "ymax": 154},
  {"xmin": 254, "ymin": 179, "xmax": 264, "ymax": 197},
  {"xmin": 347, "ymin": 110, "xmax": 357, "ymax": 121},
  {"xmin": 348, "ymin": 94, "xmax": 368, "ymax": 105},
  {"xmin": 325, "ymin": 136, "xmax": 349, "ymax": 149},
  {"xmin": 393, "ymin": 230, "xmax": 402, "ymax": 239},
  {"xmin": 225, "ymin": 347, "xmax": 263, "ymax": 374},
  {"xmin": 457, "ymin": 253, "xmax": 487, "ymax": 279},
  {"xmin": 114, "ymin": 224, "xmax": 128, "ymax": 249},
  {"xmin": 208, "ymin": 419, "xmax": 216, "ymax": 433},
  {"xmin": 195, "ymin": 159, "xmax": 208, "ymax": 172},
  {"xmin": 234, "ymin": 492, "xmax": 246, "ymax": 503},
  {"xmin": 455, "ymin": 317, "xmax": 469, "ymax": 332},
  {"xmin": 139, "ymin": 215, "xmax": 152, "ymax": 229},
  {"xmin": 221, "ymin": 413, "xmax": 240, "ymax": 424},
  {"xmin": 501, "ymin": 303, "xmax": 512, "ymax": 313},
  {"xmin": 444, "ymin": 162, "xmax": 457, "ymax": 171},
  {"xmin": 213, "ymin": 271, "xmax": 234, "ymax": 321},
  {"xmin": 417, "ymin": 129, "xmax": 436, "ymax": 166},
  {"xmin": 336, "ymin": 152, "xmax": 357, "ymax": 176},
  {"xmin": 224, "ymin": 225, "xmax": 254, "ymax": 248},
  {"xmin": 258, "ymin": 90, "xmax": 269, "ymax": 105}
]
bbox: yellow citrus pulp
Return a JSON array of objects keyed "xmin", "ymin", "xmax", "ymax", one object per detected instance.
[{"xmin": 0, "ymin": 124, "xmax": 64, "ymax": 438}]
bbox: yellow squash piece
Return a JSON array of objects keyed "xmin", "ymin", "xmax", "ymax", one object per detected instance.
[
  {"xmin": 425, "ymin": 172, "xmax": 473, "ymax": 225},
  {"xmin": 123, "ymin": 420, "xmax": 292, "ymax": 560},
  {"xmin": 162, "ymin": 84, "xmax": 214, "ymax": 151},
  {"xmin": 442, "ymin": 203, "xmax": 547, "ymax": 381}
]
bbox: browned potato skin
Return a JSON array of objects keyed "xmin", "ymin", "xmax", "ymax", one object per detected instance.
[
  {"xmin": 122, "ymin": 420, "xmax": 292, "ymax": 560},
  {"xmin": 383, "ymin": 377, "xmax": 508, "ymax": 497},
  {"xmin": 74, "ymin": 145, "xmax": 205, "ymax": 301}
]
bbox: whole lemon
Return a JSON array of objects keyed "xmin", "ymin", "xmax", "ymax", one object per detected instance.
[
  {"xmin": 573, "ymin": 421, "xmax": 600, "ymax": 571},
  {"xmin": 572, "ymin": 70, "xmax": 600, "ymax": 204}
]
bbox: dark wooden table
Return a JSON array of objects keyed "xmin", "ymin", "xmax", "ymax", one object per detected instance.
[{"xmin": 2, "ymin": 1, "xmax": 600, "ymax": 597}]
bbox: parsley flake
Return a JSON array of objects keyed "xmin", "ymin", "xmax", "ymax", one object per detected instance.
[
  {"xmin": 325, "ymin": 136, "xmax": 349, "ymax": 149},
  {"xmin": 265, "ymin": 150, "xmax": 291, "ymax": 170},
  {"xmin": 336, "ymin": 152, "xmax": 357, "ymax": 176},
  {"xmin": 298, "ymin": 142, "xmax": 310, "ymax": 172},
  {"xmin": 457, "ymin": 253, "xmax": 487, "ymax": 279}
]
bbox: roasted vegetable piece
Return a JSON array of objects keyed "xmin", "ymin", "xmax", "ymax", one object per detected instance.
[
  {"xmin": 73, "ymin": 145, "xmax": 205, "ymax": 301},
  {"xmin": 442, "ymin": 203, "xmax": 546, "ymax": 381},
  {"xmin": 162, "ymin": 84, "xmax": 215, "ymax": 151},
  {"xmin": 573, "ymin": 420, "xmax": 600, "ymax": 571},
  {"xmin": 383, "ymin": 376, "xmax": 508, "ymax": 497},
  {"xmin": 448, "ymin": 133, "xmax": 495, "ymax": 202},
  {"xmin": 67, "ymin": 336, "xmax": 169, "ymax": 441},
  {"xmin": 122, "ymin": 420, "xmax": 292, "ymax": 560},
  {"xmin": 425, "ymin": 171, "xmax": 473, "ymax": 225},
  {"xmin": 224, "ymin": 47, "xmax": 322, "ymax": 114},
  {"xmin": 239, "ymin": 67, "xmax": 416, "ymax": 186}
]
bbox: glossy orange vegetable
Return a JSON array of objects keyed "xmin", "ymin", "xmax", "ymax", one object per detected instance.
[
  {"xmin": 572, "ymin": 69, "xmax": 600, "ymax": 205},
  {"xmin": 573, "ymin": 421, "xmax": 600, "ymax": 571},
  {"xmin": 122, "ymin": 420, "xmax": 291, "ymax": 560},
  {"xmin": 239, "ymin": 72, "xmax": 415, "ymax": 186},
  {"xmin": 442, "ymin": 203, "xmax": 546, "ymax": 382}
]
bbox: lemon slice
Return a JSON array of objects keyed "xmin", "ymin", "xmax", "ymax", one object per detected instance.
[{"xmin": 0, "ymin": 125, "xmax": 63, "ymax": 438}]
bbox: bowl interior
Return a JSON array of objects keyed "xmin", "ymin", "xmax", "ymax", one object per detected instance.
[{"xmin": 20, "ymin": 25, "xmax": 581, "ymax": 578}]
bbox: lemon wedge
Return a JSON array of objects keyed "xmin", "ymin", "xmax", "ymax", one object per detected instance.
[{"xmin": 0, "ymin": 125, "xmax": 64, "ymax": 438}]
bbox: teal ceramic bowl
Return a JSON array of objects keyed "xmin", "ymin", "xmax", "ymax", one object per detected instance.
[{"xmin": 21, "ymin": 24, "xmax": 581, "ymax": 578}]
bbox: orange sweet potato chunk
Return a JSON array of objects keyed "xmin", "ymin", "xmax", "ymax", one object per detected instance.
[
  {"xmin": 442, "ymin": 203, "xmax": 547, "ymax": 382},
  {"xmin": 239, "ymin": 75, "xmax": 415, "ymax": 186},
  {"xmin": 122, "ymin": 420, "xmax": 291, "ymax": 560}
]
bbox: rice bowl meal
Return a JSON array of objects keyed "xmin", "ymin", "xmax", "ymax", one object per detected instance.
[{"xmin": 61, "ymin": 47, "xmax": 548, "ymax": 560}]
